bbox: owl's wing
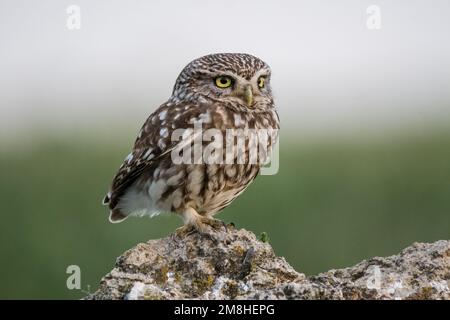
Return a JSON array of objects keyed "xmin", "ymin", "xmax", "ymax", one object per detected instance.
[{"xmin": 102, "ymin": 101, "xmax": 206, "ymax": 212}]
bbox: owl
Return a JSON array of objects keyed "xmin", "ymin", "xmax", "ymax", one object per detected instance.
[{"xmin": 103, "ymin": 53, "xmax": 279, "ymax": 232}]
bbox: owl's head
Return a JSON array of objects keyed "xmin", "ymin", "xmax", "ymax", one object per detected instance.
[{"xmin": 171, "ymin": 53, "xmax": 273, "ymax": 111}]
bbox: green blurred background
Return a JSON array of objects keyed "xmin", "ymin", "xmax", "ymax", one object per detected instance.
[{"xmin": 1, "ymin": 128, "xmax": 449, "ymax": 299}]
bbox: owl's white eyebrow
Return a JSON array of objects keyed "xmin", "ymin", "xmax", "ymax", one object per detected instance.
[
  {"xmin": 199, "ymin": 69, "xmax": 270, "ymax": 82},
  {"xmin": 200, "ymin": 70, "xmax": 239, "ymax": 79},
  {"xmin": 252, "ymin": 69, "xmax": 271, "ymax": 80}
]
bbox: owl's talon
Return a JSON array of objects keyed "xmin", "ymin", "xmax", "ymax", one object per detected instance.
[
  {"xmin": 222, "ymin": 221, "xmax": 228, "ymax": 233},
  {"xmin": 199, "ymin": 217, "xmax": 227, "ymax": 231}
]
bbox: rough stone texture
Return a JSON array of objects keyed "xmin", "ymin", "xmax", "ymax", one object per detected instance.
[{"xmin": 85, "ymin": 225, "xmax": 450, "ymax": 300}]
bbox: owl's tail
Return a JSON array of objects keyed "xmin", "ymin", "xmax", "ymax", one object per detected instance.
[{"xmin": 103, "ymin": 192, "xmax": 129, "ymax": 223}]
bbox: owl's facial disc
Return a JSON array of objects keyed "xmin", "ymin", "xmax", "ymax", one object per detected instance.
[
  {"xmin": 177, "ymin": 65, "xmax": 271, "ymax": 110},
  {"xmin": 210, "ymin": 72, "xmax": 268, "ymax": 108}
]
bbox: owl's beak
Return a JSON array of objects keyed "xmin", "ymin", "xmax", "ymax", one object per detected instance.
[{"xmin": 244, "ymin": 85, "xmax": 254, "ymax": 107}]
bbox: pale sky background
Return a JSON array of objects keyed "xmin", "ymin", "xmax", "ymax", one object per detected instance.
[{"xmin": 1, "ymin": 0, "xmax": 449, "ymax": 142}]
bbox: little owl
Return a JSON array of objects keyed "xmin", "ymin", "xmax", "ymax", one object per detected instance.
[{"xmin": 103, "ymin": 53, "xmax": 279, "ymax": 232}]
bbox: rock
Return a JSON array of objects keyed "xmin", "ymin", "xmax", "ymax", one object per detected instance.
[{"xmin": 85, "ymin": 225, "xmax": 450, "ymax": 300}]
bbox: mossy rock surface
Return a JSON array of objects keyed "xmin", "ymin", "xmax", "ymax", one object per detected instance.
[{"xmin": 85, "ymin": 227, "xmax": 450, "ymax": 300}]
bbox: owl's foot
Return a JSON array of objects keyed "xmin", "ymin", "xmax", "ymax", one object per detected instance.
[
  {"xmin": 198, "ymin": 216, "xmax": 227, "ymax": 231},
  {"xmin": 180, "ymin": 208, "xmax": 229, "ymax": 237},
  {"xmin": 185, "ymin": 217, "xmax": 225, "ymax": 235},
  {"xmin": 174, "ymin": 220, "xmax": 224, "ymax": 241}
]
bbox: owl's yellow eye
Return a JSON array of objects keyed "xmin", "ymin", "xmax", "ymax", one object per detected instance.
[
  {"xmin": 215, "ymin": 76, "xmax": 233, "ymax": 88},
  {"xmin": 258, "ymin": 77, "xmax": 266, "ymax": 88}
]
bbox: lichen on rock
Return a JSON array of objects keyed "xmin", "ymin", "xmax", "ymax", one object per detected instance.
[{"xmin": 85, "ymin": 225, "xmax": 450, "ymax": 300}]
